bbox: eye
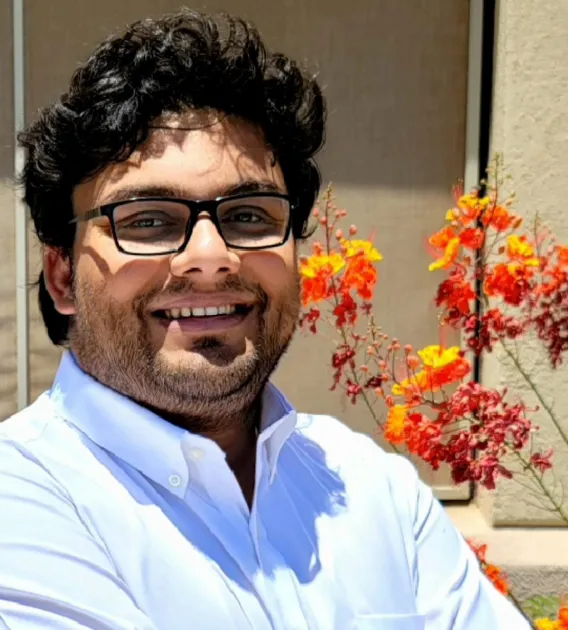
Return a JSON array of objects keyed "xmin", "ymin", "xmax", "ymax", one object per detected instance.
[
  {"xmin": 127, "ymin": 216, "xmax": 168, "ymax": 229},
  {"xmin": 232, "ymin": 211, "xmax": 262, "ymax": 223},
  {"xmin": 223, "ymin": 207, "xmax": 272, "ymax": 224}
]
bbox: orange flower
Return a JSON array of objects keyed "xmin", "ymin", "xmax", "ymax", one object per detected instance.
[
  {"xmin": 392, "ymin": 345, "xmax": 471, "ymax": 397},
  {"xmin": 384, "ymin": 405, "xmax": 409, "ymax": 444},
  {"xmin": 429, "ymin": 226, "xmax": 457, "ymax": 249},
  {"xmin": 481, "ymin": 204, "xmax": 521, "ymax": 232},
  {"xmin": 537, "ymin": 265, "xmax": 568, "ymax": 297},
  {"xmin": 467, "ymin": 541, "xmax": 510, "ymax": 597},
  {"xmin": 506, "ymin": 234, "xmax": 539, "ymax": 267},
  {"xmin": 447, "ymin": 193, "xmax": 489, "ymax": 226},
  {"xmin": 340, "ymin": 240, "xmax": 382, "ymax": 301},
  {"xmin": 556, "ymin": 245, "xmax": 568, "ymax": 268},
  {"xmin": 559, "ymin": 608, "xmax": 568, "ymax": 628},
  {"xmin": 342, "ymin": 255, "xmax": 378, "ymax": 300},
  {"xmin": 300, "ymin": 253, "xmax": 345, "ymax": 307},
  {"xmin": 484, "ymin": 564, "xmax": 509, "ymax": 596}
]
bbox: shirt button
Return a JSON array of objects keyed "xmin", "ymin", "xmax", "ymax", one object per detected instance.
[
  {"xmin": 187, "ymin": 448, "xmax": 206, "ymax": 461},
  {"xmin": 169, "ymin": 474, "xmax": 182, "ymax": 488}
]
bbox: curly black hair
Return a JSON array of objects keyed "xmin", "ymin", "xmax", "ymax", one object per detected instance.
[{"xmin": 19, "ymin": 8, "xmax": 326, "ymax": 346}]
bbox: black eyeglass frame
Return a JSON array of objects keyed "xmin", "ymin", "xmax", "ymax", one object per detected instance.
[{"xmin": 70, "ymin": 191, "xmax": 296, "ymax": 256}]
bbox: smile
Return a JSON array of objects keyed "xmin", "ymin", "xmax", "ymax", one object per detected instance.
[
  {"xmin": 162, "ymin": 305, "xmax": 237, "ymax": 319},
  {"xmin": 153, "ymin": 303, "xmax": 254, "ymax": 322}
]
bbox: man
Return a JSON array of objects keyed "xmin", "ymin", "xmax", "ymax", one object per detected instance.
[{"xmin": 0, "ymin": 9, "xmax": 529, "ymax": 630}]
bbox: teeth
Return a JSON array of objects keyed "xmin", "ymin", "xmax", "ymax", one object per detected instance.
[{"xmin": 163, "ymin": 305, "xmax": 238, "ymax": 319}]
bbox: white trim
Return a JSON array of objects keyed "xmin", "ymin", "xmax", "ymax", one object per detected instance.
[
  {"xmin": 464, "ymin": 0, "xmax": 485, "ymax": 191},
  {"xmin": 13, "ymin": 0, "xmax": 29, "ymax": 410}
]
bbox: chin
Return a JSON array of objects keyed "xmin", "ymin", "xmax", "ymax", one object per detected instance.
[{"xmin": 156, "ymin": 338, "xmax": 257, "ymax": 374}]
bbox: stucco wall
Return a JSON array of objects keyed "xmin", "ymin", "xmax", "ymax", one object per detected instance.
[{"xmin": 480, "ymin": 0, "xmax": 568, "ymax": 526}]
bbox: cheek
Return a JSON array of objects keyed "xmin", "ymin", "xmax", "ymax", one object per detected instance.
[
  {"xmin": 239, "ymin": 245, "xmax": 297, "ymax": 297},
  {"xmin": 75, "ymin": 230, "xmax": 168, "ymax": 302}
]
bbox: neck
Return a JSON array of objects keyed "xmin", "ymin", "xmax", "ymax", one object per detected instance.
[{"xmin": 206, "ymin": 420, "xmax": 259, "ymax": 506}]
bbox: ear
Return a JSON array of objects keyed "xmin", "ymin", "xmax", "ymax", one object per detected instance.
[{"xmin": 43, "ymin": 247, "xmax": 76, "ymax": 316}]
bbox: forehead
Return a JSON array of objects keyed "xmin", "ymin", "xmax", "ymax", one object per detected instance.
[{"xmin": 73, "ymin": 112, "xmax": 285, "ymax": 210}]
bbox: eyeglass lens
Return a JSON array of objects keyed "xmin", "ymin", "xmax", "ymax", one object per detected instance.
[{"xmin": 112, "ymin": 196, "xmax": 290, "ymax": 254}]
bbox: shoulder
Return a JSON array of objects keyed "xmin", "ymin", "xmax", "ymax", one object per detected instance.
[
  {"xmin": 0, "ymin": 394, "xmax": 98, "ymax": 498},
  {"xmin": 292, "ymin": 412, "xmax": 423, "ymax": 505},
  {"xmin": 0, "ymin": 393, "xmax": 57, "ymax": 443}
]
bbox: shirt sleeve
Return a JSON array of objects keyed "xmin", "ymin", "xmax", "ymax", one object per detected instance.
[
  {"xmin": 0, "ymin": 440, "xmax": 156, "ymax": 630},
  {"xmin": 398, "ymin": 454, "xmax": 532, "ymax": 629}
]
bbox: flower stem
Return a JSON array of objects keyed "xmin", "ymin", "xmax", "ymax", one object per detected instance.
[
  {"xmin": 513, "ymin": 450, "xmax": 568, "ymax": 524},
  {"xmin": 500, "ymin": 340, "xmax": 568, "ymax": 448}
]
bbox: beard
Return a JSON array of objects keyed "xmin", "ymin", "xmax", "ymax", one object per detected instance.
[{"xmin": 68, "ymin": 273, "xmax": 300, "ymax": 433}]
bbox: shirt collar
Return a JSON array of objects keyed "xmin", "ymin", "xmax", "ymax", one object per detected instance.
[{"xmin": 49, "ymin": 351, "xmax": 297, "ymax": 495}]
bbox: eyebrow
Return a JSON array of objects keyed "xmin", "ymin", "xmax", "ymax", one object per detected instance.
[{"xmin": 98, "ymin": 180, "xmax": 285, "ymax": 206}]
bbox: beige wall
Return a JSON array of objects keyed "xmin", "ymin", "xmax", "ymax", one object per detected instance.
[
  {"xmin": 11, "ymin": 1, "xmax": 470, "ymax": 497},
  {"xmin": 479, "ymin": 0, "xmax": 568, "ymax": 526}
]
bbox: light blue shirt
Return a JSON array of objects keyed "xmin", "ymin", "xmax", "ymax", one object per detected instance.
[{"xmin": 0, "ymin": 352, "xmax": 528, "ymax": 629}]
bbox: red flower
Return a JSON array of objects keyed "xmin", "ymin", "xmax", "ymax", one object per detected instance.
[
  {"xmin": 300, "ymin": 307, "xmax": 321, "ymax": 334},
  {"xmin": 484, "ymin": 263, "xmax": 533, "ymax": 306},
  {"xmin": 459, "ymin": 227, "xmax": 485, "ymax": 250},
  {"xmin": 530, "ymin": 449, "xmax": 554, "ymax": 473},
  {"xmin": 463, "ymin": 309, "xmax": 524, "ymax": 354},
  {"xmin": 435, "ymin": 266, "xmax": 476, "ymax": 324},
  {"xmin": 333, "ymin": 292, "xmax": 358, "ymax": 327},
  {"xmin": 387, "ymin": 382, "xmax": 533, "ymax": 490}
]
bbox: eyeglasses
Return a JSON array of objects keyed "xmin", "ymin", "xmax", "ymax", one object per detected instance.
[{"xmin": 70, "ymin": 192, "xmax": 294, "ymax": 256}]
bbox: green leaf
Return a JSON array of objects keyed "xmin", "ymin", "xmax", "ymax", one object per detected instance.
[{"xmin": 522, "ymin": 594, "xmax": 561, "ymax": 620}]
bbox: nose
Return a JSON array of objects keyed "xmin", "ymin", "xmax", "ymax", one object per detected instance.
[{"xmin": 170, "ymin": 216, "xmax": 240, "ymax": 280}]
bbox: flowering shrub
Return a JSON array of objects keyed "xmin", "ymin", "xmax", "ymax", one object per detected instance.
[{"xmin": 299, "ymin": 155, "xmax": 568, "ymax": 626}]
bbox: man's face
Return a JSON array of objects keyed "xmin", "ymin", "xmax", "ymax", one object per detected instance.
[{"xmin": 48, "ymin": 113, "xmax": 301, "ymax": 425}]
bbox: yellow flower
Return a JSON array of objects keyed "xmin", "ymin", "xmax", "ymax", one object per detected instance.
[
  {"xmin": 384, "ymin": 405, "xmax": 409, "ymax": 444},
  {"xmin": 534, "ymin": 619, "xmax": 560, "ymax": 630},
  {"xmin": 300, "ymin": 253, "xmax": 345, "ymax": 278},
  {"xmin": 506, "ymin": 234, "xmax": 540, "ymax": 267},
  {"xmin": 428, "ymin": 237, "xmax": 461, "ymax": 271},
  {"xmin": 342, "ymin": 239, "xmax": 383, "ymax": 262},
  {"xmin": 458, "ymin": 194, "xmax": 491, "ymax": 210},
  {"xmin": 417, "ymin": 345, "xmax": 461, "ymax": 368}
]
